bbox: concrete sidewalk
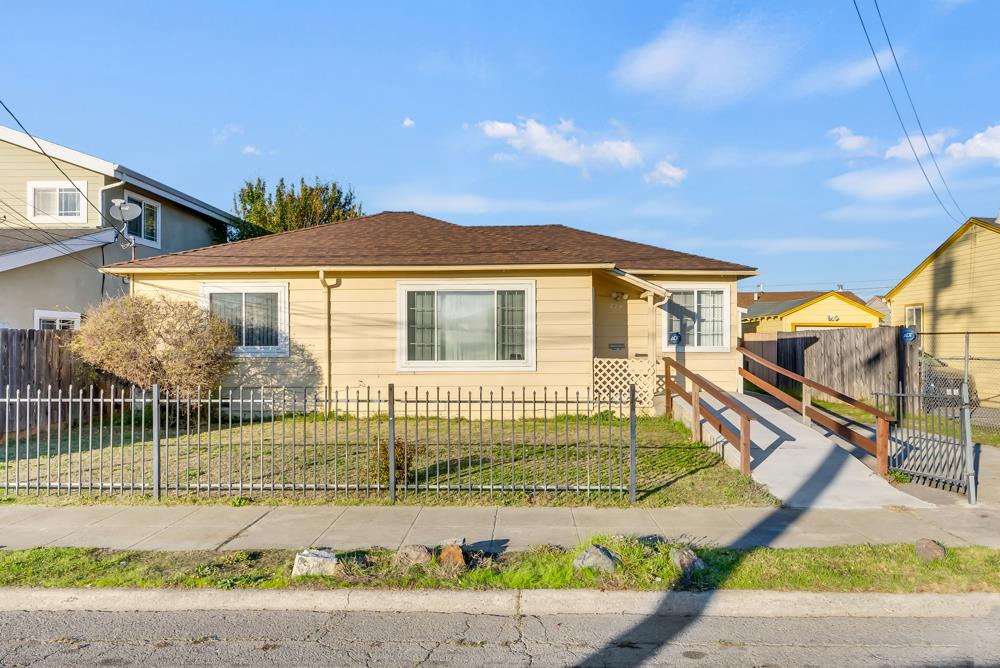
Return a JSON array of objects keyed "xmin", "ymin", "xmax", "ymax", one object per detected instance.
[{"xmin": 1, "ymin": 503, "xmax": 998, "ymax": 552}]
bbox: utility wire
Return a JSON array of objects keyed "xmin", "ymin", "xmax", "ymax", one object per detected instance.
[
  {"xmin": 0, "ymin": 200, "xmax": 105, "ymax": 270},
  {"xmin": 0, "ymin": 96, "xmax": 131, "ymax": 243},
  {"xmin": 0, "ymin": 185, "xmax": 108, "ymax": 268},
  {"xmin": 872, "ymin": 0, "xmax": 966, "ymax": 220},
  {"xmin": 851, "ymin": 0, "xmax": 962, "ymax": 224}
]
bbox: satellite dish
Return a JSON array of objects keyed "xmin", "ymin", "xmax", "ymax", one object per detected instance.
[{"xmin": 109, "ymin": 199, "xmax": 142, "ymax": 222}]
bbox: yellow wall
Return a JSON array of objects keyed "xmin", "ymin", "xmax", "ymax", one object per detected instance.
[
  {"xmin": 131, "ymin": 269, "xmax": 745, "ymax": 394},
  {"xmin": 743, "ymin": 294, "xmax": 880, "ymax": 335},
  {"xmin": 888, "ymin": 222, "xmax": 1000, "ymax": 407}
]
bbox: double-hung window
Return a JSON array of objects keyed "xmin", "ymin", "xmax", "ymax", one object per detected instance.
[
  {"xmin": 904, "ymin": 305, "xmax": 923, "ymax": 333},
  {"xmin": 26, "ymin": 181, "xmax": 87, "ymax": 224},
  {"xmin": 201, "ymin": 283, "xmax": 289, "ymax": 357},
  {"xmin": 662, "ymin": 285, "xmax": 731, "ymax": 352},
  {"xmin": 398, "ymin": 281, "xmax": 535, "ymax": 370},
  {"xmin": 124, "ymin": 191, "xmax": 160, "ymax": 246}
]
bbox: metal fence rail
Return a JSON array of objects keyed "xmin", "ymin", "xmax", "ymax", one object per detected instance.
[{"xmin": 1, "ymin": 384, "xmax": 638, "ymax": 502}]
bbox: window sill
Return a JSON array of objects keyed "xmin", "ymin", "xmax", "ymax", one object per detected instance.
[
  {"xmin": 232, "ymin": 346, "xmax": 289, "ymax": 358},
  {"xmin": 129, "ymin": 235, "xmax": 161, "ymax": 250},
  {"xmin": 398, "ymin": 361, "xmax": 537, "ymax": 373}
]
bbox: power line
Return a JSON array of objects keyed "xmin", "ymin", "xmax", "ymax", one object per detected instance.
[
  {"xmin": 0, "ymin": 200, "xmax": 104, "ymax": 270},
  {"xmin": 0, "ymin": 185, "xmax": 107, "ymax": 268},
  {"xmin": 872, "ymin": 0, "xmax": 967, "ymax": 220},
  {"xmin": 850, "ymin": 0, "xmax": 962, "ymax": 225},
  {"xmin": 0, "ymin": 96, "xmax": 131, "ymax": 244}
]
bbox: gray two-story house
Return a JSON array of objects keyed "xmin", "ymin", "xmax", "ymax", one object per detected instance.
[{"xmin": 0, "ymin": 124, "xmax": 238, "ymax": 329}]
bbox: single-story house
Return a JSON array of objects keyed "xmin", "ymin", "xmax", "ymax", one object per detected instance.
[
  {"xmin": 0, "ymin": 124, "xmax": 238, "ymax": 330},
  {"xmin": 104, "ymin": 211, "xmax": 757, "ymax": 399},
  {"xmin": 739, "ymin": 290, "xmax": 882, "ymax": 333},
  {"xmin": 885, "ymin": 215, "xmax": 1000, "ymax": 406}
]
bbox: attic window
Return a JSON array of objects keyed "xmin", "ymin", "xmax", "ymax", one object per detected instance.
[{"xmin": 27, "ymin": 181, "xmax": 87, "ymax": 224}]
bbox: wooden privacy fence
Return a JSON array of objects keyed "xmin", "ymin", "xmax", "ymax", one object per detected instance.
[
  {"xmin": 742, "ymin": 326, "xmax": 917, "ymax": 401},
  {"xmin": 0, "ymin": 328, "xmax": 113, "ymax": 434}
]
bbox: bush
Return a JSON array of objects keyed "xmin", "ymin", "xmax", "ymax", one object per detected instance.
[{"xmin": 71, "ymin": 295, "xmax": 237, "ymax": 391}]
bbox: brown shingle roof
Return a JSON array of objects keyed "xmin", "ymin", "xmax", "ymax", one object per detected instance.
[
  {"xmin": 108, "ymin": 211, "xmax": 756, "ymax": 273},
  {"xmin": 737, "ymin": 290, "xmax": 865, "ymax": 309}
]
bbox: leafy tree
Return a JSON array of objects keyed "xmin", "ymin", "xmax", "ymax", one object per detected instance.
[
  {"xmin": 71, "ymin": 295, "xmax": 236, "ymax": 391},
  {"xmin": 230, "ymin": 177, "xmax": 362, "ymax": 240}
]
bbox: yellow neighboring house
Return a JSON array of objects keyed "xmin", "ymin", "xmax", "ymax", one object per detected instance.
[
  {"xmin": 885, "ymin": 216, "xmax": 1000, "ymax": 406},
  {"xmin": 103, "ymin": 211, "xmax": 758, "ymax": 397},
  {"xmin": 739, "ymin": 290, "xmax": 882, "ymax": 333}
]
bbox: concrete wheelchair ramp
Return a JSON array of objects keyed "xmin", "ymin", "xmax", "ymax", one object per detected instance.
[{"xmin": 676, "ymin": 392, "xmax": 932, "ymax": 509}]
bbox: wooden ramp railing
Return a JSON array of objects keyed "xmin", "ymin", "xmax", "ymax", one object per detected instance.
[
  {"xmin": 738, "ymin": 346, "xmax": 893, "ymax": 475},
  {"xmin": 663, "ymin": 357, "xmax": 756, "ymax": 475}
]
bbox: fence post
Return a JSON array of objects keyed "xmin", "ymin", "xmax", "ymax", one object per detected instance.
[
  {"xmin": 739, "ymin": 415, "xmax": 751, "ymax": 476},
  {"xmin": 691, "ymin": 384, "xmax": 702, "ymax": 443},
  {"xmin": 628, "ymin": 384, "xmax": 636, "ymax": 503},
  {"xmin": 662, "ymin": 359, "xmax": 673, "ymax": 417},
  {"xmin": 875, "ymin": 416, "xmax": 889, "ymax": 476},
  {"xmin": 800, "ymin": 385, "xmax": 811, "ymax": 425},
  {"xmin": 151, "ymin": 384, "xmax": 161, "ymax": 501},
  {"xmin": 387, "ymin": 383, "xmax": 396, "ymax": 504},
  {"xmin": 961, "ymin": 381, "xmax": 977, "ymax": 505}
]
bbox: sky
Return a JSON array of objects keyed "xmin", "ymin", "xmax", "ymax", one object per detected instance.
[{"xmin": 3, "ymin": 0, "xmax": 999, "ymax": 297}]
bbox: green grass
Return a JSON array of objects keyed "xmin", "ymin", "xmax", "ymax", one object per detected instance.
[
  {"xmin": 1, "ymin": 537, "xmax": 997, "ymax": 593},
  {"xmin": 1, "ymin": 414, "xmax": 777, "ymax": 507}
]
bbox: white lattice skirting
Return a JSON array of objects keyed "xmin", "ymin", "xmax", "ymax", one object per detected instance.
[{"xmin": 593, "ymin": 357, "xmax": 656, "ymax": 406}]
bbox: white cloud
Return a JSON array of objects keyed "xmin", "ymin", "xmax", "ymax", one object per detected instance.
[
  {"xmin": 644, "ymin": 160, "xmax": 687, "ymax": 187},
  {"xmin": 680, "ymin": 236, "xmax": 895, "ymax": 254},
  {"xmin": 613, "ymin": 18, "xmax": 789, "ymax": 106},
  {"xmin": 827, "ymin": 164, "xmax": 929, "ymax": 200},
  {"xmin": 823, "ymin": 204, "xmax": 940, "ymax": 222},
  {"xmin": 828, "ymin": 126, "xmax": 876, "ymax": 154},
  {"xmin": 383, "ymin": 190, "xmax": 610, "ymax": 215},
  {"xmin": 885, "ymin": 130, "xmax": 952, "ymax": 160},
  {"xmin": 477, "ymin": 118, "xmax": 643, "ymax": 171},
  {"xmin": 792, "ymin": 48, "xmax": 894, "ymax": 96},
  {"xmin": 402, "ymin": 117, "xmax": 415, "ymax": 128},
  {"xmin": 240, "ymin": 145, "xmax": 262, "ymax": 156},
  {"xmin": 212, "ymin": 123, "xmax": 243, "ymax": 144},
  {"xmin": 946, "ymin": 124, "xmax": 1000, "ymax": 162}
]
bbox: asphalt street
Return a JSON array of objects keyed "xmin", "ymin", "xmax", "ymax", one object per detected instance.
[{"xmin": 1, "ymin": 609, "xmax": 997, "ymax": 666}]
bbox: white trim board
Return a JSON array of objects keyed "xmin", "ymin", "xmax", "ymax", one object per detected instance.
[{"xmin": 0, "ymin": 229, "xmax": 116, "ymax": 273}]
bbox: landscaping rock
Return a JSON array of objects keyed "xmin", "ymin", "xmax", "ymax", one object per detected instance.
[
  {"xmin": 670, "ymin": 546, "xmax": 706, "ymax": 575},
  {"xmin": 439, "ymin": 537, "xmax": 466, "ymax": 548},
  {"xmin": 291, "ymin": 549, "xmax": 338, "ymax": 577},
  {"xmin": 438, "ymin": 543, "xmax": 467, "ymax": 571},
  {"xmin": 572, "ymin": 544, "xmax": 621, "ymax": 573},
  {"xmin": 395, "ymin": 544, "xmax": 433, "ymax": 567},
  {"xmin": 915, "ymin": 538, "xmax": 946, "ymax": 562}
]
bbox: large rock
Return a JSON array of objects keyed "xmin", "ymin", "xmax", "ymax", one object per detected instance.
[
  {"xmin": 395, "ymin": 544, "xmax": 433, "ymax": 567},
  {"xmin": 915, "ymin": 538, "xmax": 946, "ymax": 562},
  {"xmin": 291, "ymin": 549, "xmax": 339, "ymax": 577},
  {"xmin": 572, "ymin": 544, "xmax": 621, "ymax": 574},
  {"xmin": 669, "ymin": 546, "xmax": 706, "ymax": 575},
  {"xmin": 438, "ymin": 543, "xmax": 467, "ymax": 571}
]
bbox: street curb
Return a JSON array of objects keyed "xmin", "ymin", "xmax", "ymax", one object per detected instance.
[{"xmin": 0, "ymin": 588, "xmax": 996, "ymax": 618}]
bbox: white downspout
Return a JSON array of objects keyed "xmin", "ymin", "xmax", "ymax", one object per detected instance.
[{"xmin": 319, "ymin": 270, "xmax": 336, "ymax": 391}]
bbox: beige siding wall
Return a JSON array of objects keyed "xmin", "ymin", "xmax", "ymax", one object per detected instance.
[
  {"xmin": 889, "ymin": 223, "xmax": 1000, "ymax": 407},
  {"xmin": 0, "ymin": 138, "xmax": 110, "ymax": 230}
]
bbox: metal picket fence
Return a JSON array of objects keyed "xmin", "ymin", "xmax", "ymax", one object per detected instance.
[{"xmin": 1, "ymin": 384, "xmax": 638, "ymax": 502}]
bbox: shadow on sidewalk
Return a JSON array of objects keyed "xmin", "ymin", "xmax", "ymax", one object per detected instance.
[{"xmin": 580, "ymin": 445, "xmax": 851, "ymax": 666}]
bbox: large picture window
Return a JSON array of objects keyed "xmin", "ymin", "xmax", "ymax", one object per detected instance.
[
  {"xmin": 662, "ymin": 285, "xmax": 731, "ymax": 352},
  {"xmin": 201, "ymin": 283, "xmax": 288, "ymax": 357},
  {"xmin": 398, "ymin": 282, "xmax": 535, "ymax": 370}
]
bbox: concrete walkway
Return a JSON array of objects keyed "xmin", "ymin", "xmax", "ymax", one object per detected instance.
[
  {"xmin": 1, "ymin": 503, "xmax": 998, "ymax": 552},
  {"xmin": 681, "ymin": 392, "xmax": 932, "ymax": 509}
]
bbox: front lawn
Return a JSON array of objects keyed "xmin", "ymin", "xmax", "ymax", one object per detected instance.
[
  {"xmin": 1, "ymin": 538, "xmax": 997, "ymax": 593},
  {"xmin": 0, "ymin": 414, "xmax": 776, "ymax": 507}
]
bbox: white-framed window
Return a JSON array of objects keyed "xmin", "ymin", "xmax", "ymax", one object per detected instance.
[
  {"xmin": 123, "ymin": 190, "xmax": 161, "ymax": 248},
  {"xmin": 33, "ymin": 309, "xmax": 81, "ymax": 330},
  {"xmin": 905, "ymin": 305, "xmax": 924, "ymax": 333},
  {"xmin": 26, "ymin": 181, "xmax": 87, "ymax": 224},
  {"xmin": 200, "ymin": 283, "xmax": 289, "ymax": 357},
  {"xmin": 662, "ymin": 284, "xmax": 731, "ymax": 353},
  {"xmin": 397, "ymin": 280, "xmax": 536, "ymax": 371}
]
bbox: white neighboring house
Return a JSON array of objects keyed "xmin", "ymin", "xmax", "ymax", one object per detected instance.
[{"xmin": 0, "ymin": 125, "xmax": 240, "ymax": 330}]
